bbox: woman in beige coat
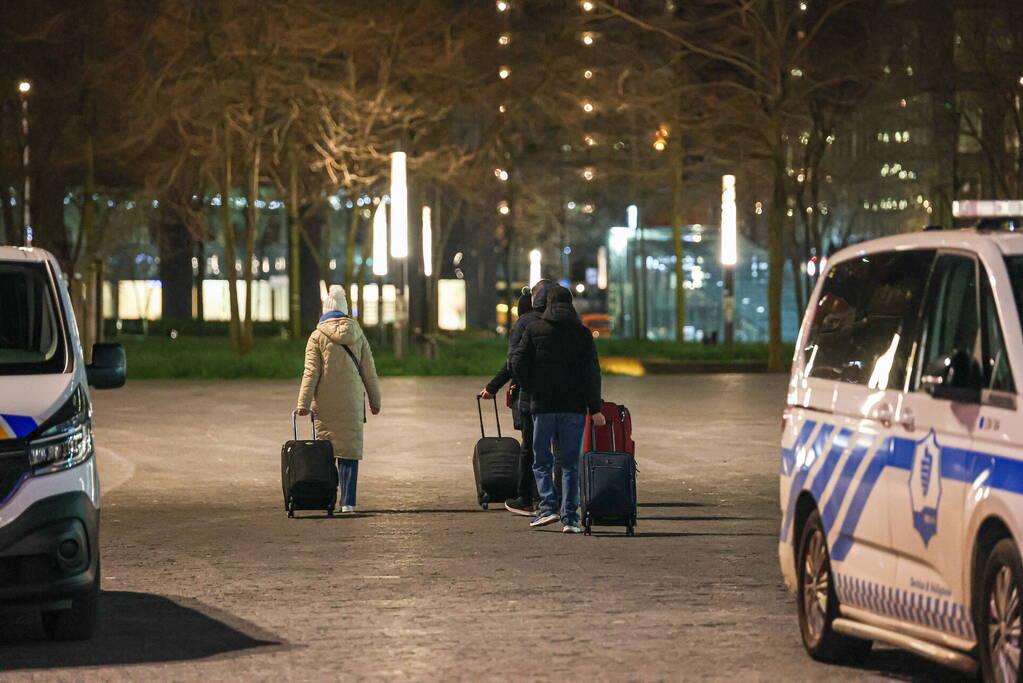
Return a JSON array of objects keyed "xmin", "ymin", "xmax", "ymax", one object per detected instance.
[{"xmin": 296, "ymin": 285, "xmax": 381, "ymax": 512}]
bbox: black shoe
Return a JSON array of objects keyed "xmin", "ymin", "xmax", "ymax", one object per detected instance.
[{"xmin": 504, "ymin": 497, "xmax": 534, "ymax": 516}]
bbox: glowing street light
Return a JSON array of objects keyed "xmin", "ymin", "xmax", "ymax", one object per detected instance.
[
  {"xmin": 389, "ymin": 152, "xmax": 408, "ymax": 258},
  {"xmin": 372, "ymin": 201, "xmax": 388, "ymax": 277},
  {"xmin": 581, "ymin": 32, "xmax": 595, "ymax": 45},
  {"xmin": 721, "ymin": 174, "xmax": 737, "ymax": 266},
  {"xmin": 582, "ymin": 101, "xmax": 595, "ymax": 113},
  {"xmin": 627, "ymin": 204, "xmax": 638, "ymax": 230},
  {"xmin": 498, "ymin": 67, "xmax": 511, "ymax": 79},
  {"xmin": 529, "ymin": 249, "xmax": 542, "ymax": 286},
  {"xmin": 581, "ymin": 0, "xmax": 595, "ymax": 10},
  {"xmin": 17, "ymin": 80, "xmax": 32, "ymax": 94},
  {"xmin": 422, "ymin": 206, "xmax": 433, "ymax": 277}
]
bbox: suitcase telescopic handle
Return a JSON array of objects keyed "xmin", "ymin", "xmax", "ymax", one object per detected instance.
[
  {"xmin": 292, "ymin": 410, "xmax": 317, "ymax": 440},
  {"xmin": 476, "ymin": 395, "xmax": 502, "ymax": 439}
]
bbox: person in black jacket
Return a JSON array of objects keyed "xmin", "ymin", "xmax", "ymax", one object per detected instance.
[
  {"xmin": 478, "ymin": 279, "xmax": 551, "ymax": 516},
  {"xmin": 510, "ymin": 285, "xmax": 605, "ymax": 533}
]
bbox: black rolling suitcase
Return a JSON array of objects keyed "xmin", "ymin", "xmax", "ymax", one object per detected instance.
[
  {"xmin": 581, "ymin": 407, "xmax": 637, "ymax": 536},
  {"xmin": 473, "ymin": 396, "xmax": 520, "ymax": 509},
  {"xmin": 281, "ymin": 410, "xmax": 338, "ymax": 518}
]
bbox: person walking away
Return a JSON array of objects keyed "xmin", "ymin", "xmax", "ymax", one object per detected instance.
[
  {"xmin": 510, "ymin": 285, "xmax": 604, "ymax": 533},
  {"xmin": 296, "ymin": 285, "xmax": 381, "ymax": 513},
  {"xmin": 478, "ymin": 280, "xmax": 550, "ymax": 516}
]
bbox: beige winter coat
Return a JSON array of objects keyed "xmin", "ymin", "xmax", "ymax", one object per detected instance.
[{"xmin": 296, "ymin": 317, "xmax": 381, "ymax": 460}]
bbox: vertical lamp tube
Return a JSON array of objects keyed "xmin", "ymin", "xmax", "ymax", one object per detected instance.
[
  {"xmin": 390, "ymin": 152, "xmax": 408, "ymax": 258},
  {"xmin": 422, "ymin": 206, "xmax": 433, "ymax": 277},
  {"xmin": 372, "ymin": 201, "xmax": 388, "ymax": 277},
  {"xmin": 597, "ymin": 246, "xmax": 608, "ymax": 290},
  {"xmin": 627, "ymin": 204, "xmax": 638, "ymax": 230},
  {"xmin": 529, "ymin": 249, "xmax": 542, "ymax": 286},
  {"xmin": 721, "ymin": 175, "xmax": 737, "ymax": 266}
]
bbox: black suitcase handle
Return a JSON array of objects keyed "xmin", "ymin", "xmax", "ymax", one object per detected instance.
[
  {"xmin": 476, "ymin": 395, "xmax": 503, "ymax": 439},
  {"xmin": 589, "ymin": 410, "xmax": 616, "ymax": 452},
  {"xmin": 292, "ymin": 410, "xmax": 318, "ymax": 440}
]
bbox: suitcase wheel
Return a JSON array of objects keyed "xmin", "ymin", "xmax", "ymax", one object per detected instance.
[
  {"xmin": 626, "ymin": 525, "xmax": 634, "ymax": 537},
  {"xmin": 482, "ymin": 502, "xmax": 489, "ymax": 510},
  {"xmin": 584, "ymin": 525, "xmax": 591, "ymax": 536},
  {"xmin": 287, "ymin": 499, "xmax": 295, "ymax": 518},
  {"xmin": 327, "ymin": 508, "xmax": 334, "ymax": 517}
]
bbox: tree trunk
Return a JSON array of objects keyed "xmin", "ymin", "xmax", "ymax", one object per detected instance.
[
  {"xmin": 287, "ymin": 160, "xmax": 301, "ymax": 339},
  {"xmin": 0, "ymin": 184, "xmax": 13, "ymax": 245},
  {"xmin": 300, "ymin": 214, "xmax": 323, "ymax": 333},
  {"xmin": 671, "ymin": 142, "xmax": 686, "ymax": 342},
  {"xmin": 786, "ymin": 212, "xmax": 805, "ymax": 317},
  {"xmin": 160, "ymin": 205, "xmax": 193, "ymax": 320},
  {"xmin": 241, "ymin": 131, "xmax": 261, "ymax": 352},
  {"xmin": 221, "ymin": 123, "xmax": 243, "ymax": 354},
  {"xmin": 195, "ymin": 239, "xmax": 205, "ymax": 329},
  {"xmin": 767, "ymin": 150, "xmax": 787, "ymax": 373}
]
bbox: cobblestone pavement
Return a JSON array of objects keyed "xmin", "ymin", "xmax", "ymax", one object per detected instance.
[{"xmin": 0, "ymin": 375, "xmax": 966, "ymax": 681}]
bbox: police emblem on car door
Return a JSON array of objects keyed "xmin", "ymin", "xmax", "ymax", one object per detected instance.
[{"xmin": 909, "ymin": 430, "xmax": 942, "ymax": 546}]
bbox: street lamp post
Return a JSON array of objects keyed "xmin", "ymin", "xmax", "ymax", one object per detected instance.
[
  {"xmin": 721, "ymin": 175, "xmax": 738, "ymax": 345},
  {"xmin": 372, "ymin": 200, "xmax": 388, "ymax": 346},
  {"xmin": 17, "ymin": 79, "xmax": 31, "ymax": 246},
  {"xmin": 390, "ymin": 151, "xmax": 409, "ymax": 357}
]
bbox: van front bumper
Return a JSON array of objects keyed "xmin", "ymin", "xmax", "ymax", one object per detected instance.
[{"xmin": 0, "ymin": 491, "xmax": 99, "ymax": 604}]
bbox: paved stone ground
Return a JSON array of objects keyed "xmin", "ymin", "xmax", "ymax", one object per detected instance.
[{"xmin": 0, "ymin": 375, "xmax": 967, "ymax": 681}]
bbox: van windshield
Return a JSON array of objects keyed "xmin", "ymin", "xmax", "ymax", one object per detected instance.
[
  {"xmin": 0, "ymin": 263, "xmax": 68, "ymax": 375},
  {"xmin": 1009, "ymin": 257, "xmax": 1023, "ymax": 330}
]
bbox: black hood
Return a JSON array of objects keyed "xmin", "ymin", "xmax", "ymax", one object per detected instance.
[
  {"xmin": 541, "ymin": 285, "xmax": 578, "ymax": 323},
  {"xmin": 516, "ymin": 291, "xmax": 533, "ymax": 317},
  {"xmin": 532, "ymin": 282, "xmax": 550, "ymax": 312}
]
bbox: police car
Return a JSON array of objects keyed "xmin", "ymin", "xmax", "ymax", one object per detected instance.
[
  {"xmin": 0, "ymin": 246, "xmax": 124, "ymax": 640},
  {"xmin": 779, "ymin": 202, "xmax": 1023, "ymax": 680}
]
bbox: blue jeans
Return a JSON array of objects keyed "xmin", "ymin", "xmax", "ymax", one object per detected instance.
[
  {"xmin": 532, "ymin": 413, "xmax": 585, "ymax": 525},
  {"xmin": 337, "ymin": 459, "xmax": 359, "ymax": 508}
]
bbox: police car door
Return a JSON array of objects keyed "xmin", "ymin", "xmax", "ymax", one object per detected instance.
[
  {"xmin": 890, "ymin": 251, "xmax": 981, "ymax": 642},
  {"xmin": 798, "ymin": 250, "xmax": 932, "ymax": 611}
]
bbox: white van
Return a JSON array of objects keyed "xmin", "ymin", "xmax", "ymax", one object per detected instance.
[
  {"xmin": 0, "ymin": 246, "xmax": 124, "ymax": 640},
  {"xmin": 779, "ymin": 216, "xmax": 1023, "ymax": 680}
]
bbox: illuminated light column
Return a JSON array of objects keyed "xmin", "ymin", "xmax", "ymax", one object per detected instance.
[
  {"xmin": 721, "ymin": 174, "xmax": 738, "ymax": 345},
  {"xmin": 421, "ymin": 206, "xmax": 432, "ymax": 277},
  {"xmin": 422, "ymin": 205, "xmax": 433, "ymax": 341},
  {"xmin": 597, "ymin": 246, "xmax": 608, "ymax": 290},
  {"xmin": 372, "ymin": 200, "xmax": 388, "ymax": 344},
  {"xmin": 389, "ymin": 151, "xmax": 408, "ymax": 356},
  {"xmin": 529, "ymin": 249, "xmax": 542, "ymax": 286},
  {"xmin": 627, "ymin": 204, "xmax": 645, "ymax": 340}
]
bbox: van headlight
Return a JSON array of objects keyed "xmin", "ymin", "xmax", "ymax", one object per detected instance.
[{"xmin": 28, "ymin": 421, "xmax": 94, "ymax": 474}]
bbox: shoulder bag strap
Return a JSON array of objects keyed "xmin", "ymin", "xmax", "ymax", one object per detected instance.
[{"xmin": 341, "ymin": 344, "xmax": 368, "ymax": 423}]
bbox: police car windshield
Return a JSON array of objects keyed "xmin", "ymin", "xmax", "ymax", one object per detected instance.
[
  {"xmin": 1008, "ymin": 257, "xmax": 1023, "ymax": 328},
  {"xmin": 0, "ymin": 263, "xmax": 68, "ymax": 375}
]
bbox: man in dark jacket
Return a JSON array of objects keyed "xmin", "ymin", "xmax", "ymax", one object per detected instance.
[
  {"xmin": 510, "ymin": 285, "xmax": 604, "ymax": 533},
  {"xmin": 479, "ymin": 279, "xmax": 551, "ymax": 515}
]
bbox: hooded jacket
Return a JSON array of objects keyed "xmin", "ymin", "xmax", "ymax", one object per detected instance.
[
  {"xmin": 509, "ymin": 285, "xmax": 601, "ymax": 415},
  {"xmin": 296, "ymin": 312, "xmax": 381, "ymax": 460},
  {"xmin": 484, "ymin": 290, "xmax": 540, "ymax": 397}
]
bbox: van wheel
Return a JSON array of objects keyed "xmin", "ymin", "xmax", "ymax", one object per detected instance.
[
  {"xmin": 797, "ymin": 510, "xmax": 871, "ymax": 664},
  {"xmin": 42, "ymin": 583, "xmax": 99, "ymax": 641},
  {"xmin": 978, "ymin": 538, "xmax": 1022, "ymax": 683}
]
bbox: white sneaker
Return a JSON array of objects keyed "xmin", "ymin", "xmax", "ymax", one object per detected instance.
[{"xmin": 341, "ymin": 505, "xmax": 355, "ymax": 513}]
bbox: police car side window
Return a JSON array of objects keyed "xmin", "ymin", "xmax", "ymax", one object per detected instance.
[
  {"xmin": 803, "ymin": 250, "xmax": 933, "ymax": 387},
  {"xmin": 980, "ymin": 270, "xmax": 1015, "ymax": 393},
  {"xmin": 919, "ymin": 254, "xmax": 979, "ymax": 380}
]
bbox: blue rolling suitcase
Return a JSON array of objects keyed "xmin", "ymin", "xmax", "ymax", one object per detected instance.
[{"xmin": 580, "ymin": 404, "xmax": 637, "ymax": 536}]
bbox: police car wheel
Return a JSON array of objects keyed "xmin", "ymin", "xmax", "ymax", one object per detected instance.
[
  {"xmin": 796, "ymin": 511, "xmax": 871, "ymax": 663},
  {"xmin": 979, "ymin": 538, "xmax": 1022, "ymax": 683}
]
